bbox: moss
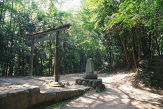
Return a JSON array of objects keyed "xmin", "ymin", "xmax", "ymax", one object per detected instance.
[
  {"xmin": 46, "ymin": 102, "xmax": 63, "ymax": 108},
  {"xmin": 25, "ymin": 77, "xmax": 29, "ymax": 80},
  {"xmin": 49, "ymin": 84, "xmax": 53, "ymax": 88},
  {"xmin": 85, "ymin": 90, "xmax": 89, "ymax": 94}
]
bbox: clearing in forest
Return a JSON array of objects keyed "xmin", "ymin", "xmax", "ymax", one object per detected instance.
[
  {"xmin": 0, "ymin": 69, "xmax": 163, "ymax": 109},
  {"xmin": 61, "ymin": 70, "xmax": 163, "ymax": 109}
]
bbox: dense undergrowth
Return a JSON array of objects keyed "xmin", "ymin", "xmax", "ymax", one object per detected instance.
[{"xmin": 138, "ymin": 58, "xmax": 163, "ymax": 90}]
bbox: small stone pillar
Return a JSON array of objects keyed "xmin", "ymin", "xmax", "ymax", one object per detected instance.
[
  {"xmin": 75, "ymin": 58, "xmax": 105, "ymax": 92},
  {"xmin": 86, "ymin": 58, "xmax": 94, "ymax": 73},
  {"xmin": 83, "ymin": 58, "xmax": 97, "ymax": 79}
]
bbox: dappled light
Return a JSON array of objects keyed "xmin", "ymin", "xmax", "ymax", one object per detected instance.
[
  {"xmin": 0, "ymin": 0, "xmax": 163, "ymax": 108},
  {"xmin": 62, "ymin": 72, "xmax": 163, "ymax": 109}
]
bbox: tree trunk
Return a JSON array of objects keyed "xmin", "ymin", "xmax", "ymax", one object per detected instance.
[
  {"xmin": 109, "ymin": 37, "xmax": 112, "ymax": 66},
  {"xmin": 138, "ymin": 28, "xmax": 142, "ymax": 61},
  {"xmin": 1, "ymin": 6, "xmax": 5, "ymax": 28},
  {"xmin": 9, "ymin": 16, "xmax": 15, "ymax": 76},
  {"xmin": 109, "ymin": 47, "xmax": 112, "ymax": 66},
  {"xmin": 23, "ymin": 50, "xmax": 25, "ymax": 76},
  {"xmin": 161, "ymin": 45, "xmax": 162, "ymax": 55},
  {"xmin": 49, "ymin": 40, "xmax": 51, "ymax": 76},
  {"xmin": 28, "ymin": 37, "xmax": 35, "ymax": 76},
  {"xmin": 149, "ymin": 32, "xmax": 151, "ymax": 57},
  {"xmin": 120, "ymin": 35, "xmax": 131, "ymax": 67},
  {"xmin": 3, "ymin": 62, "xmax": 6, "ymax": 76},
  {"xmin": 41, "ymin": 59, "xmax": 43, "ymax": 76},
  {"xmin": 0, "ymin": 0, "xmax": 4, "ymax": 28},
  {"xmin": 19, "ymin": 50, "xmax": 21, "ymax": 75},
  {"xmin": 156, "ymin": 40, "xmax": 160, "ymax": 56},
  {"xmin": 35, "ymin": 48, "xmax": 43, "ymax": 76},
  {"xmin": 131, "ymin": 28, "xmax": 138, "ymax": 69},
  {"xmin": 141, "ymin": 26, "xmax": 148, "ymax": 56}
]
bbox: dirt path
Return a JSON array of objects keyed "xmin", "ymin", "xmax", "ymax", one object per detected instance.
[
  {"xmin": 0, "ymin": 74, "xmax": 86, "ymax": 93},
  {"xmin": 62, "ymin": 73, "xmax": 163, "ymax": 109},
  {"xmin": 0, "ymin": 71, "xmax": 163, "ymax": 109}
]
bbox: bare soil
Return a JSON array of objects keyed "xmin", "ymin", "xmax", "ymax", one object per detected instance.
[
  {"xmin": 0, "ymin": 70, "xmax": 163, "ymax": 109},
  {"xmin": 0, "ymin": 74, "xmax": 87, "ymax": 94},
  {"xmin": 62, "ymin": 70, "xmax": 163, "ymax": 109}
]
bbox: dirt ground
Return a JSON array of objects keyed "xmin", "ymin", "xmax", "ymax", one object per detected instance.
[
  {"xmin": 0, "ymin": 73, "xmax": 87, "ymax": 93},
  {"xmin": 61, "ymin": 70, "xmax": 163, "ymax": 109},
  {"xmin": 0, "ymin": 70, "xmax": 163, "ymax": 109}
]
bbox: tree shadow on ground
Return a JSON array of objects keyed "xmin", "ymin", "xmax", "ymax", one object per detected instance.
[
  {"xmin": 62, "ymin": 71, "xmax": 163, "ymax": 109},
  {"xmin": 62, "ymin": 82, "xmax": 158, "ymax": 109},
  {"xmin": 116, "ymin": 83, "xmax": 163, "ymax": 109},
  {"xmin": 131, "ymin": 78, "xmax": 163, "ymax": 95},
  {"xmin": 62, "ymin": 87, "xmax": 138, "ymax": 109}
]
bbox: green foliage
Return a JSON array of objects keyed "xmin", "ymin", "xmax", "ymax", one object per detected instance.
[
  {"xmin": 37, "ymin": 98, "xmax": 75, "ymax": 109},
  {"xmin": 160, "ymin": 106, "xmax": 163, "ymax": 109},
  {"xmin": 85, "ymin": 90, "xmax": 89, "ymax": 94},
  {"xmin": 25, "ymin": 77, "xmax": 29, "ymax": 80},
  {"xmin": 1, "ymin": 0, "xmax": 163, "ymax": 89},
  {"xmin": 125, "ymin": 66, "xmax": 130, "ymax": 71},
  {"xmin": 0, "ymin": 1, "xmax": 24, "ymax": 22},
  {"xmin": 36, "ymin": 102, "xmax": 63, "ymax": 109},
  {"xmin": 37, "ymin": 11, "xmax": 46, "ymax": 21},
  {"xmin": 46, "ymin": 102, "xmax": 63, "ymax": 108},
  {"xmin": 49, "ymin": 84, "xmax": 53, "ymax": 88},
  {"xmin": 79, "ymin": 0, "xmax": 163, "ymax": 89}
]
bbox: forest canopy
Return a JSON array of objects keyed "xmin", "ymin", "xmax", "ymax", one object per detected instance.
[{"xmin": 0, "ymin": 0, "xmax": 163, "ymax": 88}]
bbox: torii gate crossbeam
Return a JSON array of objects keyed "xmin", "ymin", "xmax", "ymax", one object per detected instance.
[{"xmin": 26, "ymin": 24, "xmax": 71, "ymax": 82}]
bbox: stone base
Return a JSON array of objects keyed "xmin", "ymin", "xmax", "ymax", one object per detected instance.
[
  {"xmin": 83, "ymin": 73, "xmax": 97, "ymax": 79},
  {"xmin": 75, "ymin": 78, "xmax": 105, "ymax": 92},
  {"xmin": 49, "ymin": 82, "xmax": 64, "ymax": 87},
  {"xmin": 96, "ymin": 84, "xmax": 105, "ymax": 93}
]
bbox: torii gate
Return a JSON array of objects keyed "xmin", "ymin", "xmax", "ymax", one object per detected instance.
[{"xmin": 26, "ymin": 24, "xmax": 71, "ymax": 82}]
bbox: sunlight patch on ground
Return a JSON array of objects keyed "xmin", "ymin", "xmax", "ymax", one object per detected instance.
[
  {"xmin": 2, "ymin": 73, "xmax": 162, "ymax": 109},
  {"xmin": 121, "ymin": 94, "xmax": 129, "ymax": 99},
  {"xmin": 91, "ymin": 101, "xmax": 103, "ymax": 108},
  {"xmin": 121, "ymin": 98, "xmax": 130, "ymax": 104},
  {"xmin": 81, "ymin": 97, "xmax": 94, "ymax": 103},
  {"xmin": 62, "ymin": 73, "xmax": 163, "ymax": 109}
]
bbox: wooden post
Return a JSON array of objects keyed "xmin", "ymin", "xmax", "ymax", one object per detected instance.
[
  {"xmin": 28, "ymin": 36, "xmax": 35, "ymax": 76},
  {"xmin": 26, "ymin": 24, "xmax": 71, "ymax": 77},
  {"xmin": 54, "ymin": 31, "xmax": 59, "ymax": 82}
]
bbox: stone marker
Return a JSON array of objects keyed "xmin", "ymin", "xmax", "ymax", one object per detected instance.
[
  {"xmin": 75, "ymin": 58, "xmax": 106, "ymax": 92},
  {"xmin": 83, "ymin": 58, "xmax": 97, "ymax": 79},
  {"xmin": 86, "ymin": 58, "xmax": 94, "ymax": 73}
]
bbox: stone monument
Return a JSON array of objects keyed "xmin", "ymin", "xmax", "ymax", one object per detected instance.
[
  {"xmin": 83, "ymin": 58, "xmax": 97, "ymax": 79},
  {"xmin": 75, "ymin": 58, "xmax": 105, "ymax": 92},
  {"xmin": 86, "ymin": 58, "xmax": 94, "ymax": 73}
]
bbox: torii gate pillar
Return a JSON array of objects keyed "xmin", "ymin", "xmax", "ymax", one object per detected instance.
[
  {"xmin": 26, "ymin": 24, "xmax": 71, "ymax": 82},
  {"xmin": 54, "ymin": 31, "xmax": 59, "ymax": 82}
]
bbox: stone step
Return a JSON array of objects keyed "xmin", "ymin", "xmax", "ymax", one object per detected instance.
[
  {"xmin": 0, "ymin": 85, "xmax": 90, "ymax": 109},
  {"xmin": 83, "ymin": 73, "xmax": 97, "ymax": 79},
  {"xmin": 75, "ymin": 78, "xmax": 105, "ymax": 92},
  {"xmin": 76, "ymin": 78, "xmax": 103, "ymax": 87}
]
